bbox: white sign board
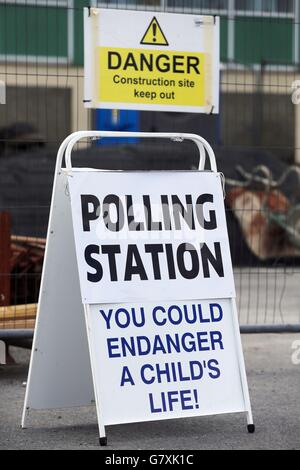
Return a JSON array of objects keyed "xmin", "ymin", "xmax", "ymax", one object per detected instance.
[
  {"xmin": 68, "ymin": 171, "xmax": 235, "ymax": 304},
  {"xmin": 22, "ymin": 132, "xmax": 254, "ymax": 445},
  {"xmin": 86, "ymin": 299, "xmax": 245, "ymax": 425},
  {"xmin": 84, "ymin": 8, "xmax": 220, "ymax": 113},
  {"xmin": 67, "ymin": 169, "xmax": 249, "ymax": 428}
]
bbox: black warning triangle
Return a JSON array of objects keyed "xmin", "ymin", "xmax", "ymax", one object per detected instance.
[{"xmin": 140, "ymin": 17, "xmax": 169, "ymax": 46}]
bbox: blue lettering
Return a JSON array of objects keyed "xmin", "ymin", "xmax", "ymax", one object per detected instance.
[
  {"xmin": 181, "ymin": 390, "xmax": 194, "ymax": 410},
  {"xmin": 115, "ymin": 308, "xmax": 131, "ymax": 328},
  {"xmin": 120, "ymin": 366, "xmax": 135, "ymax": 386},
  {"xmin": 137, "ymin": 336, "xmax": 151, "ymax": 355},
  {"xmin": 196, "ymin": 332, "xmax": 210, "ymax": 351},
  {"xmin": 149, "ymin": 393, "xmax": 162, "ymax": 413},
  {"xmin": 208, "ymin": 359, "xmax": 221, "ymax": 378},
  {"xmin": 210, "ymin": 303, "xmax": 223, "ymax": 322},
  {"xmin": 190, "ymin": 360, "xmax": 204, "ymax": 380},
  {"xmin": 181, "ymin": 332, "xmax": 196, "ymax": 352},
  {"xmin": 210, "ymin": 331, "xmax": 224, "ymax": 350},
  {"xmin": 152, "ymin": 306, "xmax": 166, "ymax": 326},
  {"xmin": 131, "ymin": 307, "xmax": 145, "ymax": 327},
  {"xmin": 99, "ymin": 308, "xmax": 113, "ymax": 329},
  {"xmin": 168, "ymin": 305, "xmax": 182, "ymax": 325},
  {"xmin": 107, "ymin": 337, "xmax": 121, "ymax": 358},
  {"xmin": 141, "ymin": 364, "xmax": 155, "ymax": 384},
  {"xmin": 152, "ymin": 335, "xmax": 167, "ymax": 354},
  {"xmin": 121, "ymin": 336, "xmax": 136, "ymax": 356}
]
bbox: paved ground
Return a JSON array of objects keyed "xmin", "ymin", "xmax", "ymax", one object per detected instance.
[{"xmin": 0, "ymin": 333, "xmax": 299, "ymax": 450}]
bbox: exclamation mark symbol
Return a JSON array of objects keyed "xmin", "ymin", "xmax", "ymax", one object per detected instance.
[
  {"xmin": 194, "ymin": 389, "xmax": 199, "ymax": 409},
  {"xmin": 152, "ymin": 22, "xmax": 157, "ymax": 42}
]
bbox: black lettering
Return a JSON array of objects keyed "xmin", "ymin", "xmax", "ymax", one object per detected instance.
[
  {"xmin": 156, "ymin": 54, "xmax": 170, "ymax": 73},
  {"xmin": 143, "ymin": 195, "xmax": 162, "ymax": 231},
  {"xmin": 173, "ymin": 55, "xmax": 185, "ymax": 73},
  {"xmin": 187, "ymin": 56, "xmax": 200, "ymax": 74},
  {"xmin": 103, "ymin": 194, "xmax": 124, "ymax": 232},
  {"xmin": 126, "ymin": 195, "xmax": 144, "ymax": 231},
  {"xmin": 140, "ymin": 53, "xmax": 153, "ymax": 71},
  {"xmin": 81, "ymin": 195, "xmax": 100, "ymax": 232},
  {"xmin": 165, "ymin": 243, "xmax": 176, "ymax": 279},
  {"xmin": 125, "ymin": 245, "xmax": 148, "ymax": 281},
  {"xmin": 172, "ymin": 195, "xmax": 195, "ymax": 230},
  {"xmin": 124, "ymin": 52, "xmax": 138, "ymax": 70},
  {"xmin": 196, "ymin": 194, "xmax": 217, "ymax": 230},
  {"xmin": 201, "ymin": 242, "xmax": 224, "ymax": 278},
  {"xmin": 177, "ymin": 243, "xmax": 199, "ymax": 279},
  {"xmin": 85, "ymin": 244, "xmax": 103, "ymax": 282},
  {"xmin": 108, "ymin": 51, "xmax": 121, "ymax": 69},
  {"xmin": 145, "ymin": 244, "xmax": 164, "ymax": 280},
  {"xmin": 161, "ymin": 195, "xmax": 172, "ymax": 230},
  {"xmin": 101, "ymin": 245, "xmax": 121, "ymax": 281}
]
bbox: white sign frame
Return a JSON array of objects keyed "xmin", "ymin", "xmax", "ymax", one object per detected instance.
[
  {"xmin": 84, "ymin": 8, "xmax": 220, "ymax": 113},
  {"xmin": 22, "ymin": 131, "xmax": 254, "ymax": 446}
]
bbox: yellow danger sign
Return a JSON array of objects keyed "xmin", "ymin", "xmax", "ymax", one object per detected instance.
[
  {"xmin": 98, "ymin": 47, "xmax": 206, "ymax": 107},
  {"xmin": 84, "ymin": 8, "xmax": 220, "ymax": 113},
  {"xmin": 140, "ymin": 17, "xmax": 169, "ymax": 46}
]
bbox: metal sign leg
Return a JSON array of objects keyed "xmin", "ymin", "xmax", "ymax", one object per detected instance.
[
  {"xmin": 231, "ymin": 298, "xmax": 255, "ymax": 433},
  {"xmin": 84, "ymin": 305, "xmax": 107, "ymax": 446}
]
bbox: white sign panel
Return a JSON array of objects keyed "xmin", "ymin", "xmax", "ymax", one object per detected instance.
[
  {"xmin": 86, "ymin": 298, "xmax": 245, "ymax": 425},
  {"xmin": 84, "ymin": 8, "xmax": 220, "ymax": 113},
  {"xmin": 68, "ymin": 171, "xmax": 235, "ymax": 304}
]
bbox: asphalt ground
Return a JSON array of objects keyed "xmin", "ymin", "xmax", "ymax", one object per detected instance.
[{"xmin": 0, "ymin": 333, "xmax": 299, "ymax": 450}]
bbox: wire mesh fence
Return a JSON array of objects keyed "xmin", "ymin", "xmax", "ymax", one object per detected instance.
[{"xmin": 0, "ymin": 0, "xmax": 300, "ymax": 334}]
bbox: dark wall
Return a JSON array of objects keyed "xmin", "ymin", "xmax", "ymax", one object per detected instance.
[
  {"xmin": 221, "ymin": 92, "xmax": 294, "ymax": 162},
  {"xmin": 0, "ymin": 86, "xmax": 71, "ymax": 147}
]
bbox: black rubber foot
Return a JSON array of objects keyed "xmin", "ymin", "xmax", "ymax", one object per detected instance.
[
  {"xmin": 99, "ymin": 437, "xmax": 107, "ymax": 446},
  {"xmin": 247, "ymin": 424, "xmax": 255, "ymax": 434}
]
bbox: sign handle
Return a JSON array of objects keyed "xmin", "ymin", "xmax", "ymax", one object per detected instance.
[{"xmin": 59, "ymin": 131, "xmax": 217, "ymax": 173}]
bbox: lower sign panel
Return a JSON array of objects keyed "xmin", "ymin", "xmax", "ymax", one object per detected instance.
[{"xmin": 86, "ymin": 298, "xmax": 246, "ymax": 426}]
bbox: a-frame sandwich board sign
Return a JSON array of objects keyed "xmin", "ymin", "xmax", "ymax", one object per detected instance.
[{"xmin": 22, "ymin": 131, "xmax": 254, "ymax": 446}]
